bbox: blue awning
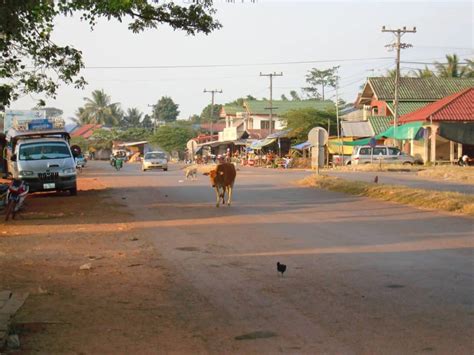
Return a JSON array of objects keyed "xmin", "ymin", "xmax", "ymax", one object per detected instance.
[{"xmin": 291, "ymin": 141, "xmax": 311, "ymax": 150}]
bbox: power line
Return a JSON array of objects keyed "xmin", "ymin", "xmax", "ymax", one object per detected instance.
[
  {"xmin": 260, "ymin": 72, "xmax": 283, "ymax": 135},
  {"xmin": 81, "ymin": 56, "xmax": 394, "ymax": 69}
]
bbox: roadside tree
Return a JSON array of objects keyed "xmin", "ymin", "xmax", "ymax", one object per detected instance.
[
  {"xmin": 283, "ymin": 108, "xmax": 336, "ymax": 143},
  {"xmin": 152, "ymin": 97, "xmax": 180, "ymax": 123},
  {"xmin": 76, "ymin": 90, "xmax": 123, "ymax": 126},
  {"xmin": 303, "ymin": 66, "xmax": 339, "ymax": 100},
  {"xmin": 149, "ymin": 123, "xmax": 195, "ymax": 154}
]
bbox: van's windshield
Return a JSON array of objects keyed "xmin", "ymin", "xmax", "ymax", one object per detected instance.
[{"xmin": 19, "ymin": 142, "xmax": 72, "ymax": 161}]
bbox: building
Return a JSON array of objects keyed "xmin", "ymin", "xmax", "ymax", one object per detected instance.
[{"xmin": 398, "ymin": 87, "xmax": 474, "ymax": 164}]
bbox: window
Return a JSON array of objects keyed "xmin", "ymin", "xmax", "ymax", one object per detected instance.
[
  {"xmin": 373, "ymin": 147, "xmax": 387, "ymax": 156},
  {"xmin": 388, "ymin": 147, "xmax": 399, "ymax": 155},
  {"xmin": 145, "ymin": 152, "xmax": 166, "ymax": 159},
  {"xmin": 260, "ymin": 120, "xmax": 276, "ymax": 130},
  {"xmin": 359, "ymin": 147, "xmax": 371, "ymax": 155},
  {"xmin": 19, "ymin": 142, "xmax": 71, "ymax": 161}
]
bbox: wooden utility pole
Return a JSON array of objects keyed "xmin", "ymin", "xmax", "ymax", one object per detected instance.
[
  {"xmin": 203, "ymin": 89, "xmax": 222, "ymax": 140},
  {"xmin": 382, "ymin": 26, "xmax": 416, "ymax": 145},
  {"xmin": 260, "ymin": 72, "xmax": 283, "ymax": 135}
]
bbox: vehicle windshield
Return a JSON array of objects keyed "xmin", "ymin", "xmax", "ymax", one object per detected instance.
[
  {"xmin": 145, "ymin": 152, "xmax": 166, "ymax": 160},
  {"xmin": 19, "ymin": 142, "xmax": 72, "ymax": 161}
]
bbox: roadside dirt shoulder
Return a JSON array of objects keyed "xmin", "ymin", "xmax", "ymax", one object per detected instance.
[{"xmin": 0, "ymin": 176, "xmax": 204, "ymax": 353}]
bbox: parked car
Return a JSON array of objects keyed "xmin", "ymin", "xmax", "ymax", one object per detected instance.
[
  {"xmin": 351, "ymin": 145, "xmax": 417, "ymax": 165},
  {"xmin": 142, "ymin": 151, "xmax": 168, "ymax": 171},
  {"xmin": 331, "ymin": 154, "xmax": 352, "ymax": 166}
]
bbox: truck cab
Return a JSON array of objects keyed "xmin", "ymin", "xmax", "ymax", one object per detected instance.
[{"xmin": 6, "ymin": 129, "xmax": 78, "ymax": 195}]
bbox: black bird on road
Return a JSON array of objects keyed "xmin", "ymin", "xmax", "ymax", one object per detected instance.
[{"xmin": 277, "ymin": 262, "xmax": 287, "ymax": 276}]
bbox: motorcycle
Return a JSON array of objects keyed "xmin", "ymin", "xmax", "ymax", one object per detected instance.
[
  {"xmin": 5, "ymin": 179, "xmax": 29, "ymax": 221},
  {"xmin": 114, "ymin": 157, "xmax": 123, "ymax": 171}
]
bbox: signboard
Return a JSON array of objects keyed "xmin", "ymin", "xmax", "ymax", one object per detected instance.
[
  {"xmin": 4, "ymin": 110, "xmax": 46, "ymax": 133},
  {"xmin": 28, "ymin": 119, "xmax": 53, "ymax": 131}
]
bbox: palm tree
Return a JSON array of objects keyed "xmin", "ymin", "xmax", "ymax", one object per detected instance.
[
  {"xmin": 435, "ymin": 53, "xmax": 466, "ymax": 78},
  {"xmin": 412, "ymin": 65, "xmax": 435, "ymax": 78},
  {"xmin": 462, "ymin": 58, "xmax": 474, "ymax": 78},
  {"xmin": 78, "ymin": 89, "xmax": 123, "ymax": 126},
  {"xmin": 121, "ymin": 108, "xmax": 143, "ymax": 128}
]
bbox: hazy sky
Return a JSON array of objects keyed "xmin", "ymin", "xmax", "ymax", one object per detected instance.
[{"xmin": 9, "ymin": 0, "xmax": 473, "ymax": 122}]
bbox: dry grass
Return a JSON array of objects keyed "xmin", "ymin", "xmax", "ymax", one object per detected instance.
[
  {"xmin": 417, "ymin": 166, "xmax": 474, "ymax": 184},
  {"xmin": 300, "ymin": 174, "xmax": 474, "ymax": 217},
  {"xmin": 328, "ymin": 163, "xmax": 423, "ymax": 173}
]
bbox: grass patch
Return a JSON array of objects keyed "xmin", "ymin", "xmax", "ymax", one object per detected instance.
[
  {"xmin": 300, "ymin": 175, "xmax": 474, "ymax": 217},
  {"xmin": 417, "ymin": 166, "xmax": 474, "ymax": 183}
]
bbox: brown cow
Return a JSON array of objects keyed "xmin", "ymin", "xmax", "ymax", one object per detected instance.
[{"xmin": 203, "ymin": 163, "xmax": 237, "ymax": 207}]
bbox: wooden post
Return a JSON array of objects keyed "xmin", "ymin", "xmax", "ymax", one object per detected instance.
[
  {"xmin": 430, "ymin": 127, "xmax": 437, "ymax": 164},
  {"xmin": 450, "ymin": 141, "xmax": 455, "ymax": 164}
]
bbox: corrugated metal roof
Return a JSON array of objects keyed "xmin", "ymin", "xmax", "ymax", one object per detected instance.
[
  {"xmin": 341, "ymin": 121, "xmax": 374, "ymax": 137},
  {"xmin": 368, "ymin": 116, "xmax": 392, "ymax": 135},
  {"xmin": 386, "ymin": 101, "xmax": 432, "ymax": 116},
  {"xmin": 245, "ymin": 100, "xmax": 334, "ymax": 115},
  {"xmin": 399, "ymin": 88, "xmax": 474, "ymax": 123},
  {"xmin": 368, "ymin": 77, "xmax": 474, "ymax": 100}
]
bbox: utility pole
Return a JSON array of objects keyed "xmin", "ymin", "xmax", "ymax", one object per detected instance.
[
  {"xmin": 147, "ymin": 104, "xmax": 157, "ymax": 133},
  {"xmin": 382, "ymin": 26, "xmax": 416, "ymax": 146},
  {"xmin": 260, "ymin": 72, "xmax": 283, "ymax": 135},
  {"xmin": 203, "ymin": 89, "xmax": 222, "ymax": 140}
]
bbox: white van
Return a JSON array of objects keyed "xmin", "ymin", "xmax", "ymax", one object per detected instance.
[{"xmin": 7, "ymin": 130, "xmax": 78, "ymax": 194}]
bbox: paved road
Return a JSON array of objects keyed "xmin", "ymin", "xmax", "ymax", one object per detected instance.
[
  {"xmin": 88, "ymin": 161, "xmax": 474, "ymax": 354},
  {"xmin": 325, "ymin": 170, "xmax": 473, "ymax": 194}
]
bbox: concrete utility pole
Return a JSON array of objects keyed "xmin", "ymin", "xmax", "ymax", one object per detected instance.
[
  {"xmin": 260, "ymin": 72, "xmax": 283, "ymax": 135},
  {"xmin": 382, "ymin": 26, "xmax": 416, "ymax": 146},
  {"xmin": 147, "ymin": 104, "xmax": 157, "ymax": 133},
  {"xmin": 203, "ymin": 89, "xmax": 222, "ymax": 140}
]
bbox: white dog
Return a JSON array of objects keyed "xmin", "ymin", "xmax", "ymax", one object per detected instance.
[{"xmin": 185, "ymin": 166, "xmax": 198, "ymax": 180}]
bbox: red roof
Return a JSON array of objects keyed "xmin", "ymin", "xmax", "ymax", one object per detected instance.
[
  {"xmin": 71, "ymin": 124, "xmax": 102, "ymax": 138},
  {"xmin": 399, "ymin": 88, "xmax": 474, "ymax": 123}
]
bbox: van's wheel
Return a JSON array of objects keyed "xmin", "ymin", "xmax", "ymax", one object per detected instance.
[
  {"xmin": 163, "ymin": 168, "xmax": 168, "ymax": 171},
  {"xmin": 403, "ymin": 162, "xmax": 413, "ymax": 166},
  {"xmin": 69, "ymin": 187, "xmax": 77, "ymax": 196}
]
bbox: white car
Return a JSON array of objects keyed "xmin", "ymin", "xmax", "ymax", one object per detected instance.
[{"xmin": 142, "ymin": 151, "xmax": 168, "ymax": 171}]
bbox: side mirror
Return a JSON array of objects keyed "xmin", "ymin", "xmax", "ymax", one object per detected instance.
[{"xmin": 11, "ymin": 154, "xmax": 17, "ymax": 162}]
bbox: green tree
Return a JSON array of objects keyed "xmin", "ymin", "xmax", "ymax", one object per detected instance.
[
  {"xmin": 76, "ymin": 89, "xmax": 122, "ymax": 126},
  {"xmin": 281, "ymin": 94, "xmax": 289, "ymax": 101},
  {"xmin": 200, "ymin": 103, "xmax": 223, "ymax": 124},
  {"xmin": 290, "ymin": 90, "xmax": 301, "ymax": 101},
  {"xmin": 117, "ymin": 127, "xmax": 150, "ymax": 142},
  {"xmin": 434, "ymin": 54, "xmax": 465, "ymax": 78},
  {"xmin": 283, "ymin": 108, "xmax": 336, "ymax": 142},
  {"xmin": 70, "ymin": 136, "xmax": 89, "ymax": 153},
  {"xmin": 121, "ymin": 108, "xmax": 143, "ymax": 128},
  {"xmin": 89, "ymin": 129, "xmax": 118, "ymax": 150},
  {"xmin": 152, "ymin": 96, "xmax": 180, "ymax": 123},
  {"xmin": 188, "ymin": 114, "xmax": 201, "ymax": 124},
  {"xmin": 303, "ymin": 66, "xmax": 339, "ymax": 100},
  {"xmin": 141, "ymin": 114, "xmax": 153, "ymax": 130},
  {"xmin": 149, "ymin": 124, "xmax": 195, "ymax": 154},
  {"xmin": 1, "ymin": 1, "xmax": 221, "ymax": 106},
  {"xmin": 413, "ymin": 66, "xmax": 435, "ymax": 78}
]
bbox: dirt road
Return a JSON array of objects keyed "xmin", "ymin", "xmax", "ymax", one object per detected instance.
[{"xmin": 1, "ymin": 161, "xmax": 473, "ymax": 354}]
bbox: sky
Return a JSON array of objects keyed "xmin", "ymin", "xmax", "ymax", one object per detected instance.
[{"xmin": 8, "ymin": 0, "xmax": 473, "ymax": 122}]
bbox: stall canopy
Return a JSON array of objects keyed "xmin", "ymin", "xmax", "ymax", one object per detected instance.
[
  {"xmin": 333, "ymin": 121, "xmax": 424, "ymax": 146},
  {"xmin": 438, "ymin": 122, "xmax": 474, "ymax": 145},
  {"xmin": 249, "ymin": 138, "xmax": 276, "ymax": 150},
  {"xmin": 291, "ymin": 141, "xmax": 311, "ymax": 151}
]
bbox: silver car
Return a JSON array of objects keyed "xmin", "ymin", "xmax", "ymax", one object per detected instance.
[
  {"xmin": 142, "ymin": 151, "xmax": 168, "ymax": 171},
  {"xmin": 351, "ymin": 145, "xmax": 417, "ymax": 165}
]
